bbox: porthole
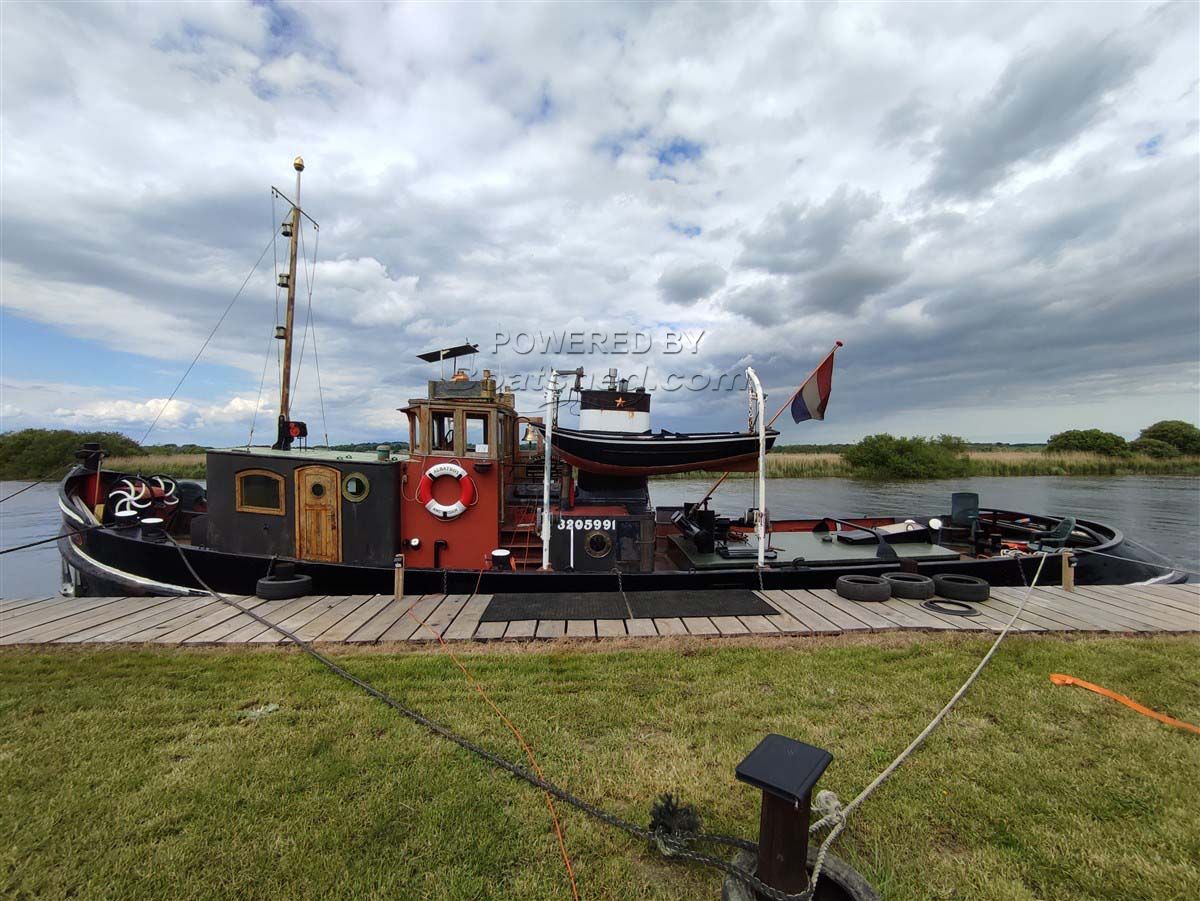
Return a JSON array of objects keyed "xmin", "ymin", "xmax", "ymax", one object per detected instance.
[
  {"xmin": 585, "ymin": 530, "xmax": 612, "ymax": 559},
  {"xmin": 311, "ymin": 482, "xmax": 325, "ymax": 498},
  {"xmin": 342, "ymin": 472, "xmax": 370, "ymax": 502}
]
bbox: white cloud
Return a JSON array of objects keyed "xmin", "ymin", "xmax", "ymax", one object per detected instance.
[{"xmin": 1, "ymin": 0, "xmax": 1196, "ymax": 446}]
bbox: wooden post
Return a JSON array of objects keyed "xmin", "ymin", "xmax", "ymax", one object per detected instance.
[
  {"xmin": 756, "ymin": 790, "xmax": 811, "ymax": 896},
  {"xmin": 735, "ymin": 734, "xmax": 833, "ymax": 899},
  {"xmin": 1061, "ymin": 550, "xmax": 1075, "ymax": 592},
  {"xmin": 394, "ymin": 554, "xmax": 405, "ymax": 600}
]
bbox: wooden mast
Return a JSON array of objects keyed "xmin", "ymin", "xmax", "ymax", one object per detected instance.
[{"xmin": 275, "ymin": 156, "xmax": 303, "ymax": 448}]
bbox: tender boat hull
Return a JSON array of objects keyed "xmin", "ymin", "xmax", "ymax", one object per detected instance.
[{"xmin": 536, "ymin": 425, "xmax": 780, "ymax": 475}]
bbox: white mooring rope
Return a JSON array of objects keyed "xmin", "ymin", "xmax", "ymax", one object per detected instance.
[{"xmin": 803, "ymin": 552, "xmax": 1051, "ymax": 895}]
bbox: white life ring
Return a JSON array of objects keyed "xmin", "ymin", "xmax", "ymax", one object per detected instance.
[{"xmin": 416, "ymin": 462, "xmax": 476, "ymax": 520}]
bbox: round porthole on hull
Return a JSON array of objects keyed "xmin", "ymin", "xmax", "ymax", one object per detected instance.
[
  {"xmin": 342, "ymin": 472, "xmax": 370, "ymax": 502},
  {"xmin": 585, "ymin": 530, "xmax": 612, "ymax": 558}
]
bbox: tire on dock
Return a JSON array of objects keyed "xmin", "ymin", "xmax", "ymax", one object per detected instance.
[
  {"xmin": 883, "ymin": 572, "xmax": 936, "ymax": 599},
  {"xmin": 256, "ymin": 573, "xmax": 314, "ymax": 600},
  {"xmin": 933, "ymin": 573, "xmax": 990, "ymax": 602},
  {"xmin": 836, "ymin": 574, "xmax": 891, "ymax": 602}
]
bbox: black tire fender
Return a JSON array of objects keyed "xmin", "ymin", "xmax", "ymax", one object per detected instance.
[
  {"xmin": 836, "ymin": 574, "xmax": 891, "ymax": 602},
  {"xmin": 256, "ymin": 573, "xmax": 313, "ymax": 600},
  {"xmin": 933, "ymin": 573, "xmax": 990, "ymax": 602},
  {"xmin": 883, "ymin": 572, "xmax": 936, "ymax": 599}
]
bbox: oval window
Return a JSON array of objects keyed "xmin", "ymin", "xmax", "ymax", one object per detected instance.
[
  {"xmin": 311, "ymin": 482, "xmax": 325, "ymax": 498},
  {"xmin": 342, "ymin": 472, "xmax": 370, "ymax": 502}
]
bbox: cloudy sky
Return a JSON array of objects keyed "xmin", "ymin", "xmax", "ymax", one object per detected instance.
[{"xmin": 2, "ymin": 0, "xmax": 1197, "ymax": 447}]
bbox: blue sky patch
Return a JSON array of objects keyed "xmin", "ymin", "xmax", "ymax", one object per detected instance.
[
  {"xmin": 669, "ymin": 221, "xmax": 702, "ymax": 238},
  {"xmin": 655, "ymin": 137, "xmax": 703, "ymax": 166},
  {"xmin": 1136, "ymin": 133, "xmax": 1164, "ymax": 157}
]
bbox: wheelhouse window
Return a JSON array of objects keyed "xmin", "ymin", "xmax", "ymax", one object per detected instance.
[
  {"xmin": 465, "ymin": 413, "xmax": 490, "ymax": 454},
  {"xmin": 236, "ymin": 469, "xmax": 284, "ymax": 515},
  {"xmin": 431, "ymin": 410, "xmax": 455, "ymax": 452}
]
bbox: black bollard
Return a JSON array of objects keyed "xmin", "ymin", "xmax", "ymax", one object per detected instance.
[{"xmin": 735, "ymin": 734, "xmax": 833, "ymax": 897}]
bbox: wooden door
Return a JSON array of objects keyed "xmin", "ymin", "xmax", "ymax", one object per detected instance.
[{"xmin": 295, "ymin": 466, "xmax": 341, "ymax": 562}]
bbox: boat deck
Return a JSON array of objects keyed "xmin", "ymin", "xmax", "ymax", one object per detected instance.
[{"xmin": 1, "ymin": 584, "xmax": 1195, "ymax": 646}]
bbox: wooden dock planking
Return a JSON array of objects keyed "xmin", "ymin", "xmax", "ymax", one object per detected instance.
[
  {"xmin": 313, "ymin": 596, "xmax": 388, "ymax": 643},
  {"xmin": 3, "ymin": 597, "xmax": 160, "ymax": 645},
  {"xmin": 759, "ymin": 590, "xmax": 841, "ymax": 634},
  {"xmin": 71, "ymin": 596, "xmax": 217, "ymax": 643},
  {"xmin": 503, "ymin": 620, "xmax": 538, "ymax": 639},
  {"xmin": 346, "ymin": 596, "xmax": 418, "ymax": 643},
  {"xmin": 380, "ymin": 595, "xmax": 446, "ymax": 642},
  {"xmin": 625, "ymin": 618, "xmax": 658, "ymax": 637},
  {"xmin": 424, "ymin": 595, "xmax": 471, "ymax": 638},
  {"xmin": 738, "ymin": 614, "xmax": 780, "ymax": 634},
  {"xmin": 291, "ymin": 596, "xmax": 371, "ymax": 643},
  {"xmin": 709, "ymin": 616, "xmax": 750, "ymax": 635},
  {"xmin": 0, "ymin": 596, "xmax": 55, "ymax": 615},
  {"xmin": 0, "ymin": 584, "xmax": 1195, "ymax": 646},
  {"xmin": 444, "ymin": 595, "xmax": 491, "ymax": 641},
  {"xmin": 1024, "ymin": 587, "xmax": 1160, "ymax": 632},
  {"xmin": 155, "ymin": 596, "xmax": 268, "ymax": 644},
  {"xmin": 1088, "ymin": 583, "xmax": 1199, "ymax": 616},
  {"xmin": 651, "ymin": 618, "xmax": 686, "ymax": 635},
  {"xmin": 1067, "ymin": 586, "xmax": 1196, "ymax": 631},
  {"xmin": 0, "ymin": 595, "xmax": 132, "ymax": 638},
  {"xmin": 565, "ymin": 619, "xmax": 596, "ymax": 638},
  {"xmin": 884, "ymin": 598, "xmax": 991, "ymax": 633},
  {"xmin": 534, "ymin": 620, "xmax": 565, "ymax": 639},
  {"xmin": 807, "ymin": 590, "xmax": 897, "ymax": 631},
  {"xmin": 473, "ymin": 620, "xmax": 508, "ymax": 640},
  {"xmin": 595, "ymin": 619, "xmax": 627, "ymax": 638},
  {"xmin": 681, "ymin": 617, "xmax": 720, "ymax": 635},
  {"xmin": 782, "ymin": 589, "xmax": 872, "ymax": 632},
  {"xmin": 989, "ymin": 588, "xmax": 1117, "ymax": 632}
]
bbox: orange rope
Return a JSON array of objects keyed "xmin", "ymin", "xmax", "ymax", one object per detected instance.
[
  {"xmin": 1050, "ymin": 673, "xmax": 1200, "ymax": 734},
  {"xmin": 404, "ymin": 593, "xmax": 580, "ymax": 900}
]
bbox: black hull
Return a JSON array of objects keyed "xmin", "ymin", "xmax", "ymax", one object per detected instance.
[{"xmin": 59, "ymin": 510, "xmax": 1184, "ymax": 600}]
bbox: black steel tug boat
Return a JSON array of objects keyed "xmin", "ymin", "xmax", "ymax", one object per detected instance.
[{"xmin": 56, "ymin": 161, "xmax": 1186, "ymax": 600}]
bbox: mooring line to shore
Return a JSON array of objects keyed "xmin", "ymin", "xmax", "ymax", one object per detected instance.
[
  {"xmin": 161, "ymin": 535, "xmax": 802, "ymax": 899},
  {"xmin": 160, "ymin": 533, "xmax": 1078, "ymax": 901},
  {"xmin": 800, "ymin": 552, "xmax": 1049, "ymax": 896}
]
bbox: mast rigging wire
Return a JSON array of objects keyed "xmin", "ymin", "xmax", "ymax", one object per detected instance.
[{"xmin": 139, "ymin": 235, "xmax": 275, "ymax": 445}]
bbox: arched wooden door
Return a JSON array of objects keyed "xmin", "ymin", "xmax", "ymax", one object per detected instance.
[{"xmin": 295, "ymin": 465, "xmax": 341, "ymax": 562}]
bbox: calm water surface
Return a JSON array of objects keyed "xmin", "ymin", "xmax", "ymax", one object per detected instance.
[{"xmin": 2, "ymin": 476, "xmax": 1197, "ymax": 597}]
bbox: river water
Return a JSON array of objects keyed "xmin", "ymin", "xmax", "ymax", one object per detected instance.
[{"xmin": 2, "ymin": 476, "xmax": 1197, "ymax": 597}]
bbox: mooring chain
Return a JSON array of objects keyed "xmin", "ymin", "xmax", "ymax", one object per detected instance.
[
  {"xmin": 611, "ymin": 566, "xmax": 635, "ymax": 620},
  {"xmin": 163, "ymin": 537, "xmax": 807, "ymax": 899}
]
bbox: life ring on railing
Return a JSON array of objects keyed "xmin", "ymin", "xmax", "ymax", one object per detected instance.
[{"xmin": 416, "ymin": 462, "xmax": 476, "ymax": 520}]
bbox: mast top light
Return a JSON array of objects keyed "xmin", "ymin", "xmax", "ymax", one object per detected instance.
[{"xmin": 293, "ymin": 156, "xmax": 305, "ymax": 172}]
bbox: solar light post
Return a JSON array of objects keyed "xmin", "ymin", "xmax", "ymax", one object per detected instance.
[{"xmin": 735, "ymin": 734, "xmax": 833, "ymax": 897}]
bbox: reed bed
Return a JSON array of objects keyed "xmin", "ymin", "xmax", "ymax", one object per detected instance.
[
  {"xmin": 104, "ymin": 453, "xmax": 207, "ymax": 479},
  {"xmin": 657, "ymin": 451, "xmax": 1200, "ymax": 480}
]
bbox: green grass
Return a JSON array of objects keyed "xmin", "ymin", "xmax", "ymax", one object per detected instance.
[{"xmin": 1, "ymin": 635, "xmax": 1197, "ymax": 899}]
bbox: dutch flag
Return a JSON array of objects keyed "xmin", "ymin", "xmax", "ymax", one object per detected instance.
[{"xmin": 790, "ymin": 342, "xmax": 842, "ymax": 424}]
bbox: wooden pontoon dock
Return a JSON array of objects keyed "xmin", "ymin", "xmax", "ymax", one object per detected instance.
[{"xmin": 1, "ymin": 584, "xmax": 1195, "ymax": 647}]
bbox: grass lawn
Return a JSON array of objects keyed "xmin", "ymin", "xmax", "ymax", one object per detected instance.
[{"xmin": 1, "ymin": 634, "xmax": 1197, "ymax": 899}]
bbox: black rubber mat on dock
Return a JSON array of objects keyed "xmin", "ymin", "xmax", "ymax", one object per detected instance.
[{"xmin": 480, "ymin": 590, "xmax": 776, "ymax": 622}]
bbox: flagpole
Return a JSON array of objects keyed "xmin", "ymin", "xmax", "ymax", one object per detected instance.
[{"xmin": 694, "ymin": 341, "xmax": 842, "ymax": 509}]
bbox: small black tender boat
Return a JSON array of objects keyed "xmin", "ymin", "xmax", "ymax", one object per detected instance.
[{"xmin": 532, "ymin": 424, "xmax": 779, "ymax": 476}]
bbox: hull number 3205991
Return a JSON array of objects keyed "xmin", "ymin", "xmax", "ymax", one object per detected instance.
[{"xmin": 558, "ymin": 518, "xmax": 616, "ymax": 530}]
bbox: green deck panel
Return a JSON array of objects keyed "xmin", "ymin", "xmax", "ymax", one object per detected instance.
[{"xmin": 668, "ymin": 532, "xmax": 961, "ymax": 570}]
